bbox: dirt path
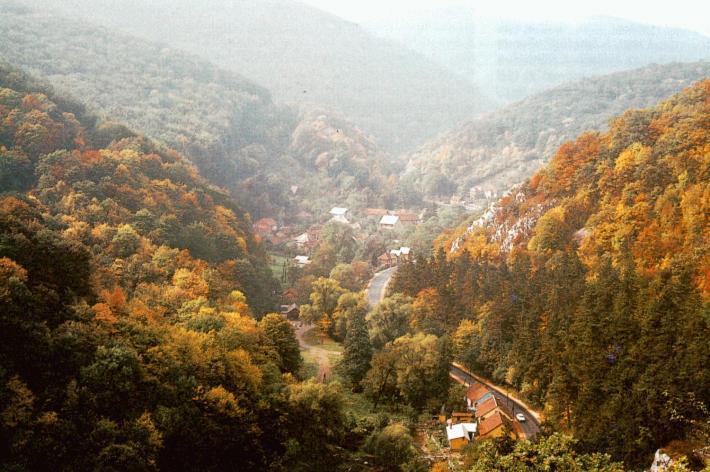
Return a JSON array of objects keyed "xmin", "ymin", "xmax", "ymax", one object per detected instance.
[{"xmin": 294, "ymin": 322, "xmax": 339, "ymax": 382}]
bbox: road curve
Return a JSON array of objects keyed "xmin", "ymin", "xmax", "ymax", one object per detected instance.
[
  {"xmin": 366, "ymin": 266, "xmax": 397, "ymax": 307},
  {"xmin": 450, "ymin": 363, "xmax": 541, "ymax": 440}
]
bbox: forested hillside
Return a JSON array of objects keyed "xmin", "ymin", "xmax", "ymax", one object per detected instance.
[
  {"xmin": 392, "ymin": 81, "xmax": 710, "ymax": 467},
  {"xmin": 368, "ymin": 13, "xmax": 710, "ymax": 104},
  {"xmin": 15, "ymin": 0, "xmax": 486, "ymax": 152},
  {"xmin": 404, "ymin": 62, "xmax": 710, "ymax": 204},
  {"xmin": 0, "ymin": 4, "xmax": 403, "ymax": 220},
  {"xmin": 0, "ymin": 65, "xmax": 353, "ymax": 470}
]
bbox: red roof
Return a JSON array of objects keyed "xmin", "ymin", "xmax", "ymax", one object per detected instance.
[
  {"xmin": 365, "ymin": 208, "xmax": 389, "ymax": 216},
  {"xmin": 475, "ymin": 395, "xmax": 499, "ymax": 418},
  {"xmin": 394, "ymin": 210, "xmax": 419, "ymax": 222},
  {"xmin": 478, "ymin": 411, "xmax": 504, "ymax": 437},
  {"xmin": 466, "ymin": 383, "xmax": 491, "ymax": 403},
  {"xmin": 253, "ymin": 218, "xmax": 277, "ymax": 235}
]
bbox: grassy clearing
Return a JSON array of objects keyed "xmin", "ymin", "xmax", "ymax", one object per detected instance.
[
  {"xmin": 299, "ymin": 350, "xmax": 319, "ymax": 379},
  {"xmin": 301, "ymin": 327, "xmax": 343, "ymax": 353},
  {"xmin": 268, "ymin": 253, "xmax": 287, "ymax": 281}
]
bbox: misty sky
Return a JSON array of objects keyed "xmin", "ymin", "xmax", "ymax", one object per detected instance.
[{"xmin": 300, "ymin": 0, "xmax": 710, "ymax": 37}]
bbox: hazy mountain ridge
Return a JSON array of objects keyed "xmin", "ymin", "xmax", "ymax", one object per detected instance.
[
  {"xmin": 403, "ymin": 61, "xmax": 710, "ymax": 202},
  {"xmin": 367, "ymin": 12, "xmax": 710, "ymax": 104},
  {"xmin": 17, "ymin": 0, "xmax": 488, "ymax": 152},
  {"xmin": 0, "ymin": 5, "xmax": 405, "ymax": 219}
]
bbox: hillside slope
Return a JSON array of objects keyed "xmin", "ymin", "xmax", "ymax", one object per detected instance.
[
  {"xmin": 0, "ymin": 64, "xmax": 361, "ymax": 471},
  {"xmin": 404, "ymin": 62, "xmax": 710, "ymax": 204},
  {"xmin": 0, "ymin": 5, "xmax": 403, "ymax": 218},
  {"xmin": 368, "ymin": 13, "xmax": 710, "ymax": 104},
  {"xmin": 17, "ymin": 0, "xmax": 487, "ymax": 151},
  {"xmin": 392, "ymin": 81, "xmax": 710, "ymax": 466},
  {"xmin": 0, "ymin": 62, "xmax": 277, "ymax": 312}
]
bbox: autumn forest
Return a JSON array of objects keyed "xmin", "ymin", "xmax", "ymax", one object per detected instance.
[{"xmin": 0, "ymin": 1, "xmax": 708, "ymax": 471}]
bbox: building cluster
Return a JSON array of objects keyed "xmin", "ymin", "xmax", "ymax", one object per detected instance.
[
  {"xmin": 365, "ymin": 208, "xmax": 424, "ymax": 229},
  {"xmin": 444, "ymin": 381, "xmax": 517, "ymax": 451},
  {"xmin": 376, "ymin": 246, "xmax": 411, "ymax": 268}
]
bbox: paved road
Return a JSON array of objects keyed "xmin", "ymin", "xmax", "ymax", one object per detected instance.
[
  {"xmin": 366, "ymin": 266, "xmax": 397, "ymax": 306},
  {"xmin": 450, "ymin": 364, "xmax": 541, "ymax": 440}
]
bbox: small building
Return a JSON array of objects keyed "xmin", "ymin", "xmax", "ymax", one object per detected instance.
[
  {"xmin": 475, "ymin": 395, "xmax": 501, "ymax": 421},
  {"xmin": 329, "ymin": 207, "xmax": 349, "ymax": 224},
  {"xmin": 379, "ymin": 214, "xmax": 399, "ymax": 229},
  {"xmin": 282, "ymin": 288, "xmax": 298, "ymax": 303},
  {"xmin": 451, "ymin": 411, "xmax": 475, "ymax": 424},
  {"xmin": 293, "ymin": 226, "xmax": 321, "ymax": 250},
  {"xmin": 477, "ymin": 411, "xmax": 514, "ymax": 440},
  {"xmin": 280, "ymin": 303, "xmax": 300, "ymax": 321},
  {"xmin": 466, "ymin": 382, "xmax": 493, "ymax": 410},
  {"xmin": 293, "ymin": 255, "xmax": 311, "ymax": 267},
  {"xmin": 446, "ymin": 423, "xmax": 477, "ymax": 451},
  {"xmin": 365, "ymin": 208, "xmax": 389, "ymax": 217},
  {"xmin": 377, "ymin": 252, "xmax": 395, "ymax": 268},
  {"xmin": 253, "ymin": 217, "xmax": 278, "ymax": 236},
  {"xmin": 397, "ymin": 246, "xmax": 411, "ymax": 261},
  {"xmin": 293, "ymin": 232, "xmax": 310, "ymax": 248},
  {"xmin": 394, "ymin": 210, "xmax": 421, "ymax": 224}
]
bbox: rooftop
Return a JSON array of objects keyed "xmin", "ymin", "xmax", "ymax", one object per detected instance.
[
  {"xmin": 446, "ymin": 422, "xmax": 477, "ymax": 441},
  {"xmin": 380, "ymin": 214, "xmax": 399, "ymax": 225},
  {"xmin": 466, "ymin": 383, "xmax": 492, "ymax": 403},
  {"xmin": 329, "ymin": 207, "xmax": 348, "ymax": 215},
  {"xmin": 476, "ymin": 395, "xmax": 499, "ymax": 418},
  {"xmin": 478, "ymin": 411, "xmax": 504, "ymax": 437}
]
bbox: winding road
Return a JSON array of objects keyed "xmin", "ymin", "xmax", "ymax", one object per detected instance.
[
  {"xmin": 365, "ymin": 266, "xmax": 541, "ymax": 439},
  {"xmin": 367, "ymin": 266, "xmax": 397, "ymax": 306},
  {"xmin": 450, "ymin": 363, "xmax": 541, "ymax": 439}
]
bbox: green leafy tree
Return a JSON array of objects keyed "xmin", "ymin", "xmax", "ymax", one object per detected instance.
[
  {"xmin": 366, "ymin": 293, "xmax": 413, "ymax": 349},
  {"xmin": 299, "ymin": 277, "xmax": 346, "ymax": 328},
  {"xmin": 259, "ymin": 313, "xmax": 302, "ymax": 374},
  {"xmin": 364, "ymin": 424, "xmax": 417, "ymax": 471},
  {"xmin": 337, "ymin": 299, "xmax": 372, "ymax": 388}
]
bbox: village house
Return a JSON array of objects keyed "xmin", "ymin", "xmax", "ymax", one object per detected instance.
[
  {"xmin": 379, "ymin": 214, "xmax": 399, "ymax": 229},
  {"xmin": 466, "ymin": 382, "xmax": 493, "ymax": 410},
  {"xmin": 377, "ymin": 252, "xmax": 395, "ymax": 268},
  {"xmin": 282, "ymin": 288, "xmax": 298, "ymax": 303},
  {"xmin": 293, "ymin": 255, "xmax": 311, "ymax": 267},
  {"xmin": 252, "ymin": 217, "xmax": 278, "ymax": 236},
  {"xmin": 365, "ymin": 208, "xmax": 389, "ymax": 217},
  {"xmin": 477, "ymin": 411, "xmax": 515, "ymax": 440},
  {"xmin": 329, "ymin": 207, "xmax": 349, "ymax": 224},
  {"xmin": 293, "ymin": 225, "xmax": 321, "ymax": 250},
  {"xmin": 450, "ymin": 411, "xmax": 475, "ymax": 424},
  {"xmin": 280, "ymin": 303, "xmax": 300, "ymax": 321},
  {"xmin": 393, "ymin": 210, "xmax": 422, "ymax": 224},
  {"xmin": 475, "ymin": 395, "xmax": 502, "ymax": 421},
  {"xmin": 446, "ymin": 422, "xmax": 477, "ymax": 451},
  {"xmin": 389, "ymin": 246, "xmax": 411, "ymax": 262}
]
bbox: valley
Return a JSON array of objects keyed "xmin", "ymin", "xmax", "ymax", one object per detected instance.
[{"xmin": 0, "ymin": 1, "xmax": 708, "ymax": 471}]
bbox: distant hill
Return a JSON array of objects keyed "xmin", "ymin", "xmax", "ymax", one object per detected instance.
[
  {"xmin": 16, "ymin": 0, "xmax": 488, "ymax": 151},
  {"xmin": 403, "ymin": 62, "xmax": 710, "ymax": 203},
  {"xmin": 367, "ymin": 13, "xmax": 710, "ymax": 104},
  {"xmin": 0, "ymin": 5, "xmax": 410, "ymax": 219}
]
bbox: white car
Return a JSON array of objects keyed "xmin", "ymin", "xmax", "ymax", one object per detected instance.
[{"xmin": 516, "ymin": 413, "xmax": 526, "ymax": 422}]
